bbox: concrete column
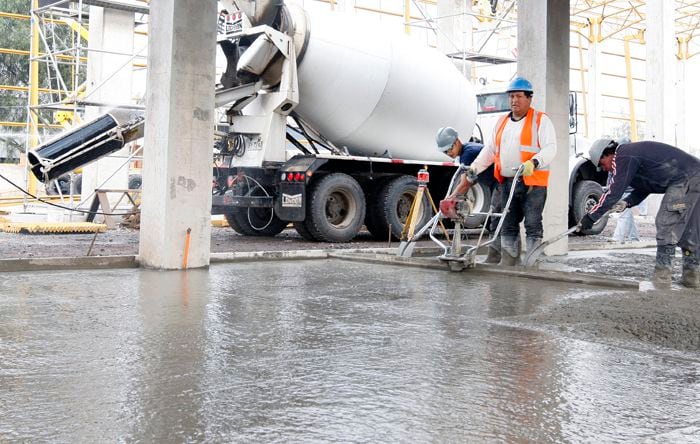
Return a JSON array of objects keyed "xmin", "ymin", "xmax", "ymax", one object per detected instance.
[
  {"xmin": 646, "ymin": 0, "xmax": 676, "ymax": 143},
  {"xmin": 517, "ymin": 0, "xmax": 570, "ymax": 254},
  {"xmin": 676, "ymin": 48, "xmax": 686, "ymax": 151},
  {"xmin": 587, "ymin": 17, "xmax": 602, "ymax": 139},
  {"xmin": 83, "ymin": 7, "xmax": 134, "ymax": 202},
  {"xmin": 138, "ymin": 0, "xmax": 217, "ymax": 269}
]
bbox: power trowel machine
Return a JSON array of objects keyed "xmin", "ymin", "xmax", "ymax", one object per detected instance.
[{"xmin": 399, "ymin": 164, "xmax": 523, "ymax": 272}]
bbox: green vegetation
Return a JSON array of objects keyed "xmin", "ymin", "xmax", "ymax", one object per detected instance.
[
  {"xmin": 0, "ymin": 1, "xmax": 30, "ymax": 161},
  {"xmin": 0, "ymin": 1, "xmax": 85, "ymax": 162}
]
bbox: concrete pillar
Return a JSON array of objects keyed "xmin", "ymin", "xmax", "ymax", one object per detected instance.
[
  {"xmin": 517, "ymin": 0, "xmax": 570, "ymax": 254},
  {"xmin": 646, "ymin": 0, "xmax": 676, "ymax": 143},
  {"xmin": 83, "ymin": 7, "xmax": 134, "ymax": 202},
  {"xmin": 587, "ymin": 17, "xmax": 602, "ymax": 139},
  {"xmin": 676, "ymin": 46, "xmax": 686, "ymax": 151},
  {"xmin": 138, "ymin": 0, "xmax": 217, "ymax": 269},
  {"xmin": 436, "ymin": 0, "xmax": 471, "ymax": 76}
]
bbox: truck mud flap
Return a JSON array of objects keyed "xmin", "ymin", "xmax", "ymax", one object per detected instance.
[{"xmin": 275, "ymin": 182, "xmax": 305, "ymax": 221}]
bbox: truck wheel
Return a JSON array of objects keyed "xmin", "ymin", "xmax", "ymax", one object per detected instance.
[
  {"xmin": 363, "ymin": 176, "xmax": 393, "ymax": 239},
  {"xmin": 305, "ymin": 173, "xmax": 366, "ymax": 242},
  {"xmin": 464, "ymin": 181, "xmax": 491, "ymax": 229},
  {"xmin": 128, "ymin": 174, "xmax": 142, "ymax": 190},
  {"xmin": 367, "ymin": 175, "xmax": 432, "ymax": 241},
  {"xmin": 72, "ymin": 174, "xmax": 82, "ymax": 194},
  {"xmin": 225, "ymin": 208, "xmax": 288, "ymax": 236},
  {"xmin": 293, "ymin": 221, "xmax": 315, "ymax": 241},
  {"xmin": 572, "ymin": 179, "xmax": 608, "ymax": 235},
  {"xmin": 223, "ymin": 187, "xmax": 288, "ymax": 236}
]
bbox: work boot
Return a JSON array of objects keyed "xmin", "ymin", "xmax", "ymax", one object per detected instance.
[
  {"xmin": 499, "ymin": 235, "xmax": 521, "ymax": 266},
  {"xmin": 525, "ymin": 237, "xmax": 543, "ymax": 253},
  {"xmin": 523, "ymin": 236, "xmax": 543, "ymax": 265},
  {"xmin": 681, "ymin": 269, "xmax": 699, "ymax": 289},
  {"xmin": 681, "ymin": 249, "xmax": 700, "ymax": 289},
  {"xmin": 483, "ymin": 246, "xmax": 501, "ymax": 264},
  {"xmin": 655, "ymin": 245, "xmax": 676, "ymax": 272},
  {"xmin": 653, "ymin": 266, "xmax": 672, "ymax": 284}
]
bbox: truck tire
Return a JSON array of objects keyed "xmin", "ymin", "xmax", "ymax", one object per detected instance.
[
  {"xmin": 128, "ymin": 174, "xmax": 142, "ymax": 190},
  {"xmin": 223, "ymin": 188, "xmax": 288, "ymax": 237},
  {"xmin": 571, "ymin": 179, "xmax": 608, "ymax": 235},
  {"xmin": 305, "ymin": 173, "xmax": 366, "ymax": 242},
  {"xmin": 225, "ymin": 209, "xmax": 288, "ymax": 236},
  {"xmin": 49, "ymin": 174, "xmax": 82, "ymax": 194},
  {"xmin": 293, "ymin": 221, "xmax": 315, "ymax": 241},
  {"xmin": 464, "ymin": 181, "xmax": 491, "ymax": 229},
  {"xmin": 363, "ymin": 176, "xmax": 393, "ymax": 239},
  {"xmin": 367, "ymin": 175, "xmax": 432, "ymax": 241}
]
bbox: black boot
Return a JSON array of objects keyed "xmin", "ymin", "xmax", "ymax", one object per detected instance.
[
  {"xmin": 499, "ymin": 236, "xmax": 520, "ymax": 266},
  {"xmin": 525, "ymin": 236, "xmax": 543, "ymax": 263},
  {"xmin": 483, "ymin": 246, "xmax": 501, "ymax": 264},
  {"xmin": 653, "ymin": 266, "xmax": 672, "ymax": 284},
  {"xmin": 654, "ymin": 245, "xmax": 676, "ymax": 284},
  {"xmin": 681, "ymin": 249, "xmax": 699, "ymax": 289}
]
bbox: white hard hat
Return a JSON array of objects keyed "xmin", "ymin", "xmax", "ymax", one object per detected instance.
[{"xmin": 436, "ymin": 127, "xmax": 458, "ymax": 152}]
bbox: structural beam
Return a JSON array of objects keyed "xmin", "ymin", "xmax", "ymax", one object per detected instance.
[
  {"xmin": 139, "ymin": 0, "xmax": 216, "ymax": 269},
  {"xmin": 645, "ymin": 0, "xmax": 676, "ymax": 144},
  {"xmin": 517, "ymin": 0, "xmax": 570, "ymax": 255},
  {"xmin": 82, "ymin": 6, "xmax": 135, "ymax": 201}
]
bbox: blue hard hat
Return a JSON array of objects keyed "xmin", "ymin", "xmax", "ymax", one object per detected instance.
[
  {"xmin": 506, "ymin": 76, "xmax": 534, "ymax": 93},
  {"xmin": 436, "ymin": 127, "xmax": 459, "ymax": 152}
]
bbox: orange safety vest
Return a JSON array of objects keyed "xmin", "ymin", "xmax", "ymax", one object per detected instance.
[{"xmin": 493, "ymin": 108, "xmax": 549, "ymax": 186}]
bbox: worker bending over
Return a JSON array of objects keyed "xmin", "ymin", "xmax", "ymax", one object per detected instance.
[
  {"xmin": 436, "ymin": 128, "xmax": 500, "ymax": 263},
  {"xmin": 580, "ymin": 139, "xmax": 700, "ymax": 288},
  {"xmin": 460, "ymin": 76, "xmax": 557, "ymax": 266}
]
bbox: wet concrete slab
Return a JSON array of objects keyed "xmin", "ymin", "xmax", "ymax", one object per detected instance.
[{"xmin": 1, "ymin": 260, "xmax": 698, "ymax": 442}]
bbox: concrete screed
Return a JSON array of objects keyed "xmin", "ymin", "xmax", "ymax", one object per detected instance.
[
  {"xmin": 0, "ymin": 215, "xmax": 698, "ymax": 353},
  {"xmin": 0, "ymin": 215, "xmax": 699, "ymax": 441},
  {"xmin": 0, "ymin": 239, "xmax": 699, "ymax": 441}
]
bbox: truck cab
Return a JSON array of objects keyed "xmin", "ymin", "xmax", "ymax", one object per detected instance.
[{"xmin": 474, "ymin": 89, "xmax": 610, "ymax": 235}]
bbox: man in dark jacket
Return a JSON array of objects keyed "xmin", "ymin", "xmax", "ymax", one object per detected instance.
[
  {"xmin": 579, "ymin": 139, "xmax": 700, "ymax": 288},
  {"xmin": 436, "ymin": 127, "xmax": 500, "ymax": 263}
]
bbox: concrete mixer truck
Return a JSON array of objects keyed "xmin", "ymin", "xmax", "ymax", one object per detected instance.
[{"xmin": 28, "ymin": 1, "xmax": 494, "ymax": 243}]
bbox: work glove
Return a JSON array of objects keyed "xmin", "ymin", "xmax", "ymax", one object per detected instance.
[
  {"xmin": 465, "ymin": 165, "xmax": 478, "ymax": 183},
  {"xmin": 578, "ymin": 214, "xmax": 595, "ymax": 232},
  {"xmin": 612, "ymin": 200, "xmax": 629, "ymax": 213},
  {"xmin": 521, "ymin": 160, "xmax": 536, "ymax": 177}
]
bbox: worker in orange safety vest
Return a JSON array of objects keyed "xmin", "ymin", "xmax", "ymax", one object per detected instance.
[{"xmin": 461, "ymin": 76, "xmax": 558, "ymax": 266}]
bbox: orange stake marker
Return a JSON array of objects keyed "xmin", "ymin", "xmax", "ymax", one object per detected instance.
[{"xmin": 183, "ymin": 227, "xmax": 192, "ymax": 269}]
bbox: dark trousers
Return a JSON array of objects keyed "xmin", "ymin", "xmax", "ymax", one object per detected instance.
[
  {"xmin": 499, "ymin": 177, "xmax": 547, "ymax": 239},
  {"xmin": 488, "ymin": 183, "xmax": 503, "ymax": 234},
  {"xmin": 656, "ymin": 174, "xmax": 700, "ymax": 269}
]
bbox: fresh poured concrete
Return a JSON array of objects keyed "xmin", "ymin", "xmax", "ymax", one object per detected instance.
[{"xmin": 1, "ymin": 260, "xmax": 698, "ymax": 442}]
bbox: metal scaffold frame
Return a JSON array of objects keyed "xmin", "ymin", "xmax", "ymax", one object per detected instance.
[{"xmin": 22, "ymin": 0, "xmax": 148, "ymax": 210}]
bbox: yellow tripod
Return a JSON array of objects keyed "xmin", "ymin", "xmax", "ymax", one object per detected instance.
[{"xmin": 398, "ymin": 168, "xmax": 450, "ymax": 256}]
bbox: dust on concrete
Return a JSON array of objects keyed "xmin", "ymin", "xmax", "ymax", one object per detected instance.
[
  {"xmin": 540, "ymin": 253, "xmax": 680, "ymax": 281},
  {"xmin": 513, "ymin": 289, "xmax": 700, "ymax": 353},
  {"xmin": 2, "ymin": 215, "xmax": 699, "ymax": 356},
  {"xmin": 0, "ymin": 215, "xmax": 658, "ymax": 260},
  {"xmin": 0, "ymin": 227, "xmax": 415, "ymax": 259}
]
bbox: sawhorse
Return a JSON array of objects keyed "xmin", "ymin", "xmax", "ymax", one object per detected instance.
[{"xmin": 86, "ymin": 189, "xmax": 141, "ymax": 229}]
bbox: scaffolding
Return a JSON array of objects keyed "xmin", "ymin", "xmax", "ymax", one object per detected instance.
[{"xmin": 23, "ymin": 0, "xmax": 148, "ymax": 209}]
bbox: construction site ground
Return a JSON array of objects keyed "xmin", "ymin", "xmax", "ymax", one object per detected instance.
[
  {"xmin": 1, "ymin": 213, "xmax": 699, "ymax": 441},
  {"xmin": 1, "ymin": 213, "xmax": 698, "ymax": 354}
]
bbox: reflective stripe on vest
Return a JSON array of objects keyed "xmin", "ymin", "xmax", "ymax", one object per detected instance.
[{"xmin": 493, "ymin": 108, "xmax": 549, "ymax": 186}]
